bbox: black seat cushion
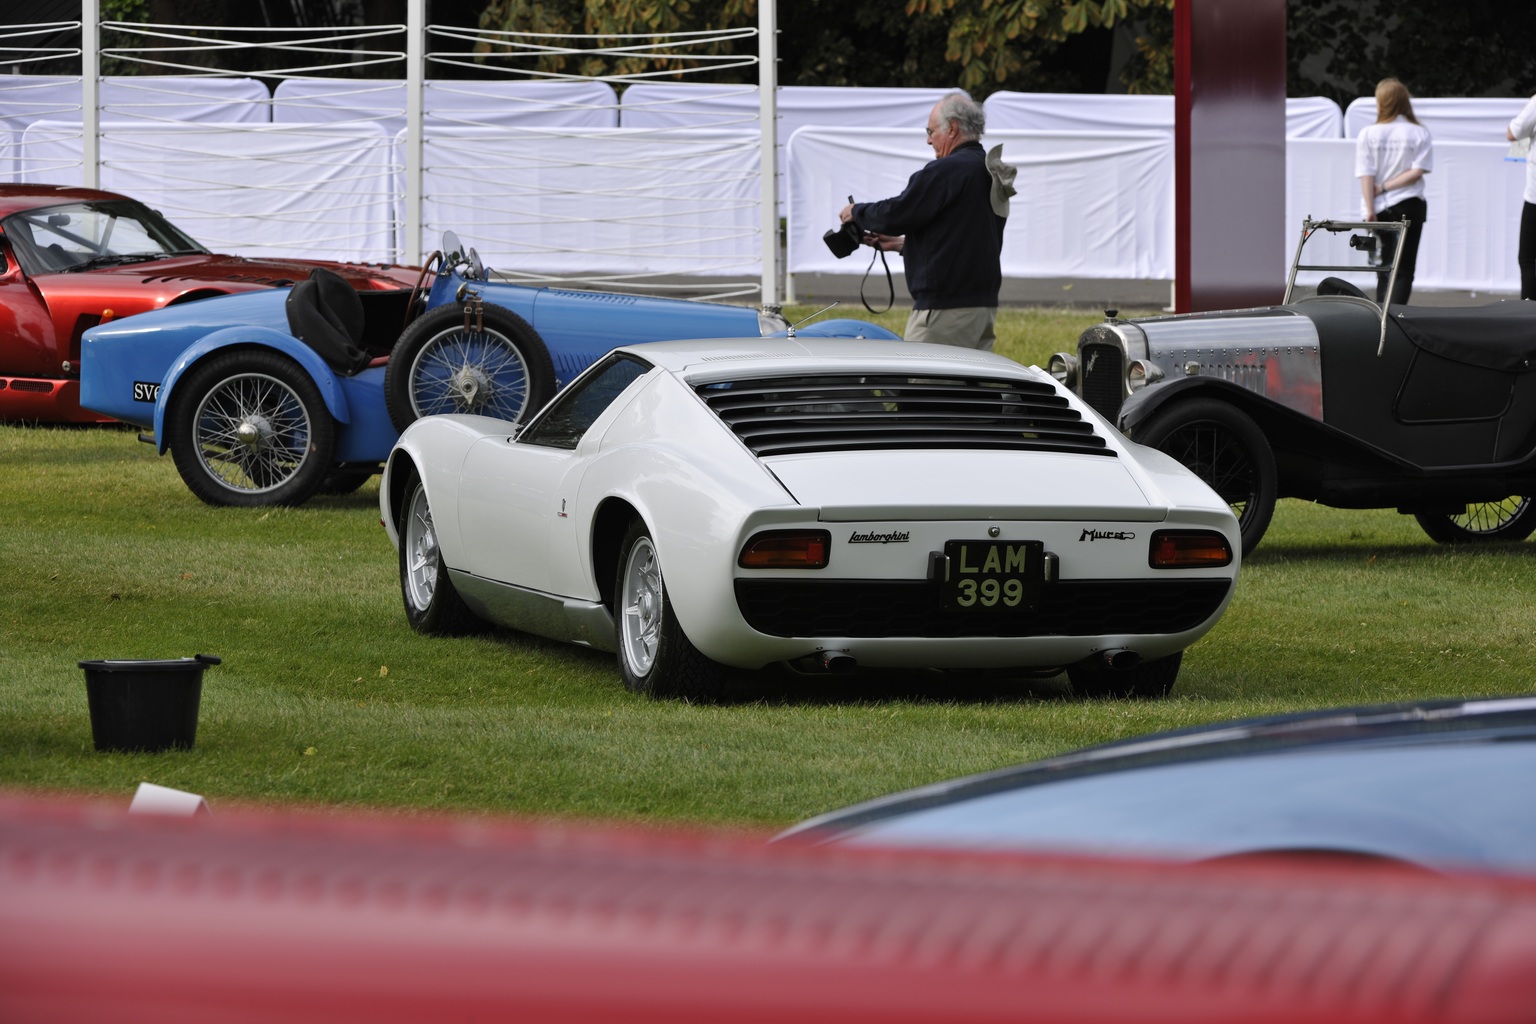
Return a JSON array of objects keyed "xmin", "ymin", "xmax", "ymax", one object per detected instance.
[
  {"xmin": 1317, "ymin": 276, "xmax": 1366, "ymax": 299},
  {"xmin": 285, "ymin": 268, "xmax": 369, "ymax": 375}
]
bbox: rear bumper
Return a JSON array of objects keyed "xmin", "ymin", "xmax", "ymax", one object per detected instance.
[{"xmin": 0, "ymin": 378, "xmax": 112, "ymax": 424}]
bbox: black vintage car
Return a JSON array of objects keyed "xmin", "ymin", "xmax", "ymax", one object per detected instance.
[{"xmin": 1050, "ymin": 218, "xmax": 1536, "ymax": 554}]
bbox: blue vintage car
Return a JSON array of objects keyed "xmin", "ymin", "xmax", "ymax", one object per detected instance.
[{"xmin": 81, "ymin": 233, "xmax": 898, "ymax": 507}]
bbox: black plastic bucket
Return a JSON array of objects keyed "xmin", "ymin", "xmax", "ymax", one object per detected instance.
[{"xmin": 79, "ymin": 654, "xmax": 220, "ymax": 753}]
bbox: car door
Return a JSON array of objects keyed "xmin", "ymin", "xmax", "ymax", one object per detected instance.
[
  {"xmin": 0, "ymin": 228, "xmax": 59, "ymax": 378},
  {"xmin": 456, "ymin": 352, "xmax": 653, "ymax": 594}
]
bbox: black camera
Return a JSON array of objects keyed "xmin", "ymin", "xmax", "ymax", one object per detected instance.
[
  {"xmin": 824, "ymin": 194, "xmax": 862, "ymax": 259},
  {"xmin": 823, "ymin": 220, "xmax": 862, "ymax": 259},
  {"xmin": 1348, "ymin": 233, "xmax": 1376, "ymax": 252}
]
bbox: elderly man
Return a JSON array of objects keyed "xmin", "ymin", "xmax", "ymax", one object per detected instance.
[{"xmin": 839, "ymin": 91, "xmax": 1014, "ymax": 349}]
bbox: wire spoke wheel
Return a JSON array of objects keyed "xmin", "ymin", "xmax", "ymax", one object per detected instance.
[
  {"xmin": 408, "ymin": 326, "xmax": 532, "ymax": 420},
  {"xmin": 192, "ymin": 372, "xmax": 313, "ymax": 493},
  {"xmin": 1415, "ymin": 496, "xmax": 1536, "ymax": 544},
  {"xmin": 169, "ymin": 349, "xmax": 335, "ymax": 507},
  {"xmin": 384, "ymin": 302, "xmax": 554, "ymax": 434},
  {"xmin": 1157, "ymin": 423, "xmax": 1257, "ymax": 520}
]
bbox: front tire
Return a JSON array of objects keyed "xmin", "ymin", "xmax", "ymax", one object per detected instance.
[
  {"xmin": 1066, "ymin": 651, "xmax": 1181, "ymax": 699},
  {"xmin": 614, "ymin": 519, "xmax": 724, "ymax": 702},
  {"xmin": 1135, "ymin": 398, "xmax": 1277, "ymax": 556},
  {"xmin": 1414, "ymin": 497, "xmax": 1536, "ymax": 544},
  {"xmin": 384, "ymin": 302, "xmax": 555, "ymax": 433},
  {"xmin": 398, "ymin": 474, "xmax": 479, "ymax": 635},
  {"xmin": 168, "ymin": 349, "xmax": 335, "ymax": 507}
]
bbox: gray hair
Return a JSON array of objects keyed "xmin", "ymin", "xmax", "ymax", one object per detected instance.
[{"xmin": 937, "ymin": 91, "xmax": 985, "ymax": 140}]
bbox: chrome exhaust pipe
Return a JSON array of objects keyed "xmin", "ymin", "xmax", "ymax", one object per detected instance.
[{"xmin": 1101, "ymin": 649, "xmax": 1140, "ymax": 671}]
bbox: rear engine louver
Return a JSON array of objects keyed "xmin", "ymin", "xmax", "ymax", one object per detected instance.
[{"xmin": 697, "ymin": 374, "xmax": 1114, "ymax": 457}]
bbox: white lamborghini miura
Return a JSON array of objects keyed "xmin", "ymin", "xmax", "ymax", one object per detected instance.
[{"xmin": 380, "ymin": 338, "xmax": 1240, "ymax": 700}]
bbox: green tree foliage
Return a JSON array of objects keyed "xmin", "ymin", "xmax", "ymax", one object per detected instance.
[
  {"xmin": 474, "ymin": 0, "xmax": 758, "ymax": 79},
  {"xmin": 903, "ymin": 0, "xmax": 1175, "ymax": 93},
  {"xmin": 1288, "ymin": 0, "xmax": 1536, "ymax": 105}
]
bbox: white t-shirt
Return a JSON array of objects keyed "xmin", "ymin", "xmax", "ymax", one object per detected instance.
[
  {"xmin": 1354, "ymin": 115, "xmax": 1433, "ymax": 216},
  {"xmin": 1507, "ymin": 94, "xmax": 1536, "ymax": 205}
]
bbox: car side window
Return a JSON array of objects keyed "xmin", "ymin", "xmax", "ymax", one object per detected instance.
[{"xmin": 519, "ymin": 353, "xmax": 651, "ymax": 450}]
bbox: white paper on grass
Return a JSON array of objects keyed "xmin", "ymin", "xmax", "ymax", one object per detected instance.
[{"xmin": 129, "ymin": 782, "xmax": 211, "ymax": 817}]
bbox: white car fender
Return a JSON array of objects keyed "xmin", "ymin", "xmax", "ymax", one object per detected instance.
[
  {"xmin": 564, "ymin": 374, "xmax": 799, "ymax": 643},
  {"xmin": 382, "ymin": 414, "xmax": 511, "ymax": 561}
]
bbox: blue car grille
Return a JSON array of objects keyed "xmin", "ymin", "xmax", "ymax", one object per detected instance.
[
  {"xmin": 697, "ymin": 374, "xmax": 1114, "ymax": 458},
  {"xmin": 734, "ymin": 578, "xmax": 1232, "ymax": 638}
]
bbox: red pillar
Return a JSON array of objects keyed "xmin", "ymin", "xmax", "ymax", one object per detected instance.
[{"xmin": 1175, "ymin": 0, "xmax": 1288, "ymax": 312}]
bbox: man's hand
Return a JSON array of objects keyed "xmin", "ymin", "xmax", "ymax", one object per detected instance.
[
  {"xmin": 863, "ymin": 232, "xmax": 903, "ymax": 252},
  {"xmin": 839, "ymin": 203, "xmax": 854, "ymax": 224}
]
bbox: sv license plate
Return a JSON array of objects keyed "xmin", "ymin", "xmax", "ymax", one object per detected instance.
[{"xmin": 941, "ymin": 540, "xmax": 1044, "ymax": 612}]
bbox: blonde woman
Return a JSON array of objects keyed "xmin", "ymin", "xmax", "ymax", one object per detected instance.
[
  {"xmin": 1355, "ymin": 78, "xmax": 1432, "ymax": 305},
  {"xmin": 1506, "ymin": 91, "xmax": 1536, "ymax": 299}
]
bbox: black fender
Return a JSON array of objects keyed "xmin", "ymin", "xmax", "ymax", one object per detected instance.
[{"xmin": 1118, "ymin": 376, "xmax": 1418, "ymax": 481}]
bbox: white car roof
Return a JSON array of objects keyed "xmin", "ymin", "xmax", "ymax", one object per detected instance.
[{"xmin": 611, "ymin": 337, "xmax": 1033, "ymax": 383}]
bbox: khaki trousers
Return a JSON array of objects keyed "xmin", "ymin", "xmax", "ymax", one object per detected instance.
[{"xmin": 904, "ymin": 307, "xmax": 997, "ymax": 351}]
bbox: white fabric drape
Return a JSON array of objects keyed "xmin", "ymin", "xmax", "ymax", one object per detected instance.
[
  {"xmin": 19, "ymin": 121, "xmax": 398, "ymax": 261},
  {"xmin": 0, "ymin": 75, "xmax": 271, "ymax": 123},
  {"xmin": 982, "ymin": 92, "xmax": 1344, "ymax": 139},
  {"xmin": 1286, "ymin": 139, "xmax": 1524, "ymax": 293},
  {"xmin": 787, "ymin": 127, "xmax": 1174, "ymax": 280},
  {"xmin": 411, "ymin": 127, "xmax": 761, "ymax": 276},
  {"xmin": 1344, "ymin": 96, "xmax": 1527, "ymax": 142},
  {"xmin": 271, "ymin": 78, "xmax": 620, "ymax": 132}
]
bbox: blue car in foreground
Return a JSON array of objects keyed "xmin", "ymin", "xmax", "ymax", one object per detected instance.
[{"xmin": 81, "ymin": 232, "xmax": 897, "ymax": 507}]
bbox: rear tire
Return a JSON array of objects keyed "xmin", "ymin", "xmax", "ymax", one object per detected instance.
[
  {"xmin": 398, "ymin": 473, "xmax": 480, "ymax": 635},
  {"xmin": 1067, "ymin": 651, "xmax": 1181, "ymax": 699},
  {"xmin": 1135, "ymin": 398, "xmax": 1277, "ymax": 556},
  {"xmin": 1414, "ymin": 497, "xmax": 1536, "ymax": 543},
  {"xmin": 613, "ymin": 519, "xmax": 724, "ymax": 702}
]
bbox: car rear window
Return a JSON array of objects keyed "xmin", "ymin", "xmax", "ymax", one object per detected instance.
[{"xmin": 696, "ymin": 374, "xmax": 1114, "ymax": 458}]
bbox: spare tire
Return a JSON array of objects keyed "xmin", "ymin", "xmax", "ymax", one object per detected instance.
[{"xmin": 384, "ymin": 301, "xmax": 555, "ymax": 433}]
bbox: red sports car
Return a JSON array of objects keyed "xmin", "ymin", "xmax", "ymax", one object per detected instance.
[{"xmin": 0, "ymin": 184, "xmax": 418, "ymax": 423}]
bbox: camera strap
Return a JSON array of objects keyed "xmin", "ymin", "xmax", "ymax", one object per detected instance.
[{"xmin": 860, "ymin": 245, "xmax": 894, "ymax": 315}]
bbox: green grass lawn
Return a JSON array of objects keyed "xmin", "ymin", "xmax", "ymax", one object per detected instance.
[{"xmin": 4, "ymin": 306, "xmax": 1535, "ymax": 828}]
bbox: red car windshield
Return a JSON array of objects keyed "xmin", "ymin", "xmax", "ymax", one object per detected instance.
[{"xmin": 3, "ymin": 199, "xmax": 207, "ymax": 274}]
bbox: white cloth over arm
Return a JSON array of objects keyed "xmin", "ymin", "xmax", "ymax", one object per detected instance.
[
  {"xmin": 19, "ymin": 120, "xmax": 397, "ymax": 261},
  {"xmin": 787, "ymin": 127, "xmax": 1173, "ymax": 280},
  {"xmin": 412, "ymin": 127, "xmax": 761, "ymax": 277}
]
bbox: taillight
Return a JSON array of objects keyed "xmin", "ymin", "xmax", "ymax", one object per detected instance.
[
  {"xmin": 738, "ymin": 530, "xmax": 831, "ymax": 569},
  {"xmin": 1149, "ymin": 530, "xmax": 1233, "ymax": 568}
]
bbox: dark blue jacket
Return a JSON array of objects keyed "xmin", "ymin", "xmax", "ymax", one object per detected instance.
[{"xmin": 852, "ymin": 140, "xmax": 1005, "ymax": 310}]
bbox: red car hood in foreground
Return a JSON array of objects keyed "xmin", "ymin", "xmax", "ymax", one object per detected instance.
[{"xmin": 1, "ymin": 790, "xmax": 1533, "ymax": 1024}]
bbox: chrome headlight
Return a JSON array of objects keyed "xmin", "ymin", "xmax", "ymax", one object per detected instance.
[
  {"xmin": 1047, "ymin": 352, "xmax": 1078, "ymax": 388},
  {"xmin": 1126, "ymin": 359, "xmax": 1165, "ymax": 393},
  {"xmin": 758, "ymin": 304, "xmax": 789, "ymax": 336}
]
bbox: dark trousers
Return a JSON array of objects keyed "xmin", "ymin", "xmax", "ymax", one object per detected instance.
[
  {"xmin": 1374, "ymin": 196, "xmax": 1426, "ymax": 306},
  {"xmin": 1519, "ymin": 201, "xmax": 1536, "ymax": 300}
]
